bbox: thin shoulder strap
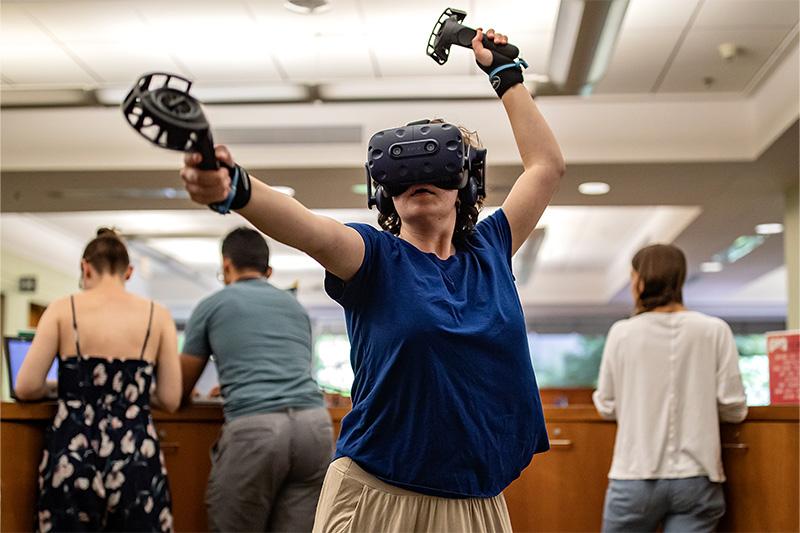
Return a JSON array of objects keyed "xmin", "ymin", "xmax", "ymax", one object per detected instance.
[
  {"xmin": 70, "ymin": 295, "xmax": 82, "ymax": 358},
  {"xmin": 140, "ymin": 301, "xmax": 155, "ymax": 360}
]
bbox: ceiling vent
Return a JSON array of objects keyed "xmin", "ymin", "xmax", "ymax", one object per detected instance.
[{"xmin": 215, "ymin": 125, "xmax": 362, "ymax": 145}]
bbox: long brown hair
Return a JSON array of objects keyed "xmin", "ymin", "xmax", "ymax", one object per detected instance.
[
  {"xmin": 377, "ymin": 120, "xmax": 483, "ymax": 246},
  {"xmin": 631, "ymin": 244, "xmax": 686, "ymax": 315},
  {"xmin": 82, "ymin": 227, "xmax": 129, "ymax": 275}
]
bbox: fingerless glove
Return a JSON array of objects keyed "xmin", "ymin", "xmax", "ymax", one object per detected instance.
[{"xmin": 478, "ymin": 51, "xmax": 529, "ymax": 98}]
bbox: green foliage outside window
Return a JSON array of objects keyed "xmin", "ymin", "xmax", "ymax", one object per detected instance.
[{"xmin": 311, "ymin": 331, "xmax": 771, "ymax": 405}]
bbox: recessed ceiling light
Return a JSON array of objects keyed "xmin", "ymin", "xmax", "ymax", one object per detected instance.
[
  {"xmin": 755, "ymin": 223, "xmax": 784, "ymax": 235},
  {"xmin": 700, "ymin": 261, "xmax": 724, "ymax": 273},
  {"xmin": 284, "ymin": 0, "xmax": 330, "ymax": 14},
  {"xmin": 351, "ymin": 183, "xmax": 368, "ymax": 195},
  {"xmin": 272, "ymin": 186, "xmax": 295, "ymax": 197},
  {"xmin": 578, "ymin": 181, "xmax": 610, "ymax": 195}
]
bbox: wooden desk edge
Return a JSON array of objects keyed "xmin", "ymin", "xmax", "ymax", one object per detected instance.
[{"xmin": 2, "ymin": 402, "xmax": 795, "ymax": 423}]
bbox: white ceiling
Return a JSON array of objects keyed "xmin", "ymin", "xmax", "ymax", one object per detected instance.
[
  {"xmin": 0, "ymin": 1, "xmax": 796, "ymax": 328},
  {"xmin": 1, "ymin": 0, "xmax": 797, "ymax": 93}
]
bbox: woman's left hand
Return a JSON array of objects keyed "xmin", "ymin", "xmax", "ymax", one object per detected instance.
[{"xmin": 471, "ymin": 28, "xmax": 510, "ymax": 68}]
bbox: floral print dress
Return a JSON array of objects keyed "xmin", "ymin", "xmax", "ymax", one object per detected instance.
[{"xmin": 36, "ymin": 297, "xmax": 173, "ymax": 532}]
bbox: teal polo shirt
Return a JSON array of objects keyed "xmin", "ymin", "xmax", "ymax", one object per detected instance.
[{"xmin": 183, "ymin": 278, "xmax": 323, "ymax": 420}]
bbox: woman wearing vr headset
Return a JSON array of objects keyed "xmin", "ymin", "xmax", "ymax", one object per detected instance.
[{"xmin": 181, "ymin": 28, "xmax": 564, "ymax": 533}]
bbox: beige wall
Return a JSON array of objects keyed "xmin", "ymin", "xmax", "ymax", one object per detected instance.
[
  {"xmin": 787, "ymin": 183, "xmax": 799, "ymax": 329},
  {"xmin": 1, "ymin": 251, "xmax": 76, "ymax": 400}
]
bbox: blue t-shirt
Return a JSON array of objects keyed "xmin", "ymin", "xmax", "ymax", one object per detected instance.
[{"xmin": 325, "ymin": 209, "xmax": 549, "ymax": 498}]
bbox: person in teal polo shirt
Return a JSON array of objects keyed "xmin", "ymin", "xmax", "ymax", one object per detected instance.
[{"xmin": 180, "ymin": 227, "xmax": 332, "ymax": 533}]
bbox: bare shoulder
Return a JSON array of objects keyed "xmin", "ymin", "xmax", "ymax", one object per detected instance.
[
  {"xmin": 150, "ymin": 300, "xmax": 174, "ymax": 327},
  {"xmin": 124, "ymin": 294, "xmax": 172, "ymax": 322},
  {"xmin": 46, "ymin": 295, "xmax": 72, "ymax": 319}
]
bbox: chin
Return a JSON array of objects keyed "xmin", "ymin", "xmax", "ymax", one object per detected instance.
[{"xmin": 397, "ymin": 206, "xmax": 453, "ymax": 224}]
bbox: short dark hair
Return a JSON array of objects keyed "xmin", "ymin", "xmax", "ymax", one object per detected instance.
[
  {"xmin": 631, "ymin": 244, "xmax": 686, "ymax": 315},
  {"xmin": 83, "ymin": 227, "xmax": 129, "ymax": 275},
  {"xmin": 221, "ymin": 227, "xmax": 270, "ymax": 273}
]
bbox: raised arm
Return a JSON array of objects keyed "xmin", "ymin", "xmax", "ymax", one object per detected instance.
[
  {"xmin": 15, "ymin": 299, "xmax": 62, "ymax": 400},
  {"xmin": 716, "ymin": 323, "xmax": 748, "ymax": 423},
  {"xmin": 181, "ymin": 147, "xmax": 364, "ymax": 281},
  {"xmin": 472, "ymin": 29, "xmax": 566, "ymax": 255},
  {"xmin": 592, "ymin": 325, "xmax": 619, "ymax": 420}
]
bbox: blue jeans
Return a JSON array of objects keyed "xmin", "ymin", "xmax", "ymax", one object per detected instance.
[{"xmin": 602, "ymin": 477, "xmax": 726, "ymax": 533}]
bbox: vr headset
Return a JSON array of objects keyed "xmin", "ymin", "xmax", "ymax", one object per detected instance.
[{"xmin": 365, "ymin": 120, "xmax": 486, "ymax": 215}]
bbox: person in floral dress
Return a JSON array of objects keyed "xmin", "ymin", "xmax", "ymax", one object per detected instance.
[{"xmin": 16, "ymin": 228, "xmax": 182, "ymax": 532}]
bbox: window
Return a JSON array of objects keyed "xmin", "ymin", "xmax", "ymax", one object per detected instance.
[
  {"xmin": 528, "ymin": 333, "xmax": 604, "ymax": 388},
  {"xmin": 310, "ymin": 330, "xmax": 772, "ymax": 405},
  {"xmin": 312, "ymin": 333, "xmax": 353, "ymax": 396},
  {"xmin": 735, "ymin": 334, "xmax": 770, "ymax": 406}
]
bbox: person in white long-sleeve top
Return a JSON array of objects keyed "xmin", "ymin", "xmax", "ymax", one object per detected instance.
[{"xmin": 593, "ymin": 243, "xmax": 748, "ymax": 533}]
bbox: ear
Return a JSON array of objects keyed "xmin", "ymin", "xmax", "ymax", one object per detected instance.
[
  {"xmin": 222, "ymin": 257, "xmax": 234, "ymax": 273},
  {"xmin": 80, "ymin": 259, "xmax": 91, "ymax": 278},
  {"xmin": 631, "ymin": 271, "xmax": 644, "ymax": 297},
  {"xmin": 124, "ymin": 265, "xmax": 134, "ymax": 281},
  {"xmin": 265, "ymin": 266, "xmax": 273, "ymax": 279}
]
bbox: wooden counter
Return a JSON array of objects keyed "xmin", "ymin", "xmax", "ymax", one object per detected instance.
[
  {"xmin": 1, "ymin": 402, "xmax": 349, "ymax": 532},
  {"xmin": 2, "ymin": 403, "xmax": 797, "ymax": 532},
  {"xmin": 504, "ymin": 405, "xmax": 800, "ymax": 532}
]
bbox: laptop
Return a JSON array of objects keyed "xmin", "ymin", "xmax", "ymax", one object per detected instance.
[{"xmin": 3, "ymin": 336, "xmax": 58, "ymax": 400}]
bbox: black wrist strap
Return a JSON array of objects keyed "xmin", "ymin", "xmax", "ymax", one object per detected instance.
[
  {"xmin": 478, "ymin": 51, "xmax": 528, "ymax": 98},
  {"xmin": 209, "ymin": 165, "xmax": 252, "ymax": 214}
]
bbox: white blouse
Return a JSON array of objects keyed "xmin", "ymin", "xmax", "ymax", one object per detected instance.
[{"xmin": 593, "ymin": 310, "xmax": 748, "ymax": 482}]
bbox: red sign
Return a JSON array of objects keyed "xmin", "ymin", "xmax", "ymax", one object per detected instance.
[{"xmin": 767, "ymin": 330, "xmax": 800, "ymax": 405}]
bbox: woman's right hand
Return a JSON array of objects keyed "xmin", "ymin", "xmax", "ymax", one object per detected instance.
[{"xmin": 180, "ymin": 145, "xmax": 235, "ymax": 206}]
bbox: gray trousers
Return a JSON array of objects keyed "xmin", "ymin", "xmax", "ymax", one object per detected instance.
[
  {"xmin": 602, "ymin": 477, "xmax": 726, "ymax": 533},
  {"xmin": 206, "ymin": 407, "xmax": 333, "ymax": 533}
]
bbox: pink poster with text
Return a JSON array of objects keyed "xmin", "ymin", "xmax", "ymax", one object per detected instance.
[{"xmin": 768, "ymin": 330, "xmax": 800, "ymax": 405}]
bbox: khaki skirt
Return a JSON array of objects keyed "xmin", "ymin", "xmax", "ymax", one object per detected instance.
[{"xmin": 312, "ymin": 457, "xmax": 513, "ymax": 533}]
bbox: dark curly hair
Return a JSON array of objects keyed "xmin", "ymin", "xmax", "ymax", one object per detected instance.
[{"xmin": 377, "ymin": 121, "xmax": 483, "ymax": 246}]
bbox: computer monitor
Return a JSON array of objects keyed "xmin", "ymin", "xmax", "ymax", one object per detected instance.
[{"xmin": 3, "ymin": 337, "xmax": 58, "ymax": 399}]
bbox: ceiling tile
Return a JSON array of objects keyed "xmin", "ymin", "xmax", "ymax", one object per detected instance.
[
  {"xmin": 361, "ymin": 0, "xmax": 468, "ymax": 76},
  {"xmin": 594, "ymin": 28, "xmax": 683, "ymax": 93},
  {"xmin": 1, "ymin": 4, "xmax": 48, "ymax": 45},
  {"xmin": 246, "ymin": 0, "xmax": 362, "ymax": 38},
  {"xmin": 0, "ymin": 5, "xmax": 96, "ymax": 86},
  {"xmin": 64, "ymin": 41, "xmax": 183, "ymax": 85},
  {"xmin": 279, "ymin": 34, "xmax": 375, "ymax": 80},
  {"xmin": 621, "ymin": 0, "xmax": 700, "ymax": 29},
  {"xmin": 369, "ymin": 27, "xmax": 473, "ymax": 77},
  {"xmin": 246, "ymin": 0, "xmax": 370, "ymax": 81},
  {"xmin": 471, "ymin": 0, "xmax": 560, "ymax": 33},
  {"xmin": 694, "ymin": 0, "xmax": 799, "ymax": 29},
  {"xmin": 173, "ymin": 50, "xmax": 284, "ymax": 84},
  {"xmin": 659, "ymin": 28, "xmax": 791, "ymax": 92},
  {"xmin": 22, "ymin": 1, "xmax": 148, "ymax": 42},
  {"xmin": 136, "ymin": 1, "xmax": 283, "ymax": 83}
]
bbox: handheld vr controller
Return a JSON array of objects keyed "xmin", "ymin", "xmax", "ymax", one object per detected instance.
[
  {"xmin": 427, "ymin": 8, "xmax": 519, "ymax": 65},
  {"xmin": 121, "ymin": 72, "xmax": 249, "ymax": 214},
  {"xmin": 365, "ymin": 121, "xmax": 486, "ymax": 216}
]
